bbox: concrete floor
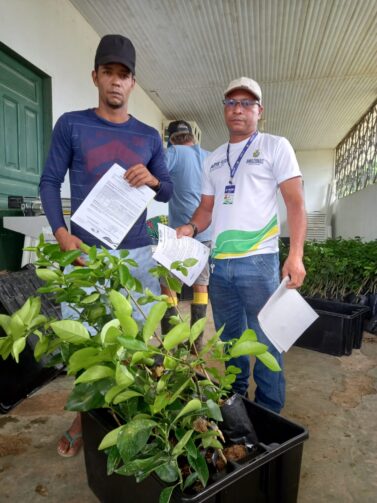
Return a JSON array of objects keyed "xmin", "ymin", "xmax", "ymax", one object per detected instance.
[{"xmin": 1, "ymin": 301, "xmax": 377, "ymax": 502}]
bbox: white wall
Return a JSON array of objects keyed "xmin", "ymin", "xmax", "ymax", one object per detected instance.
[
  {"xmin": 0, "ymin": 0, "xmax": 167, "ymax": 215},
  {"xmin": 278, "ymin": 149, "xmax": 334, "ymax": 236},
  {"xmin": 333, "ymin": 184, "xmax": 377, "ymax": 241}
]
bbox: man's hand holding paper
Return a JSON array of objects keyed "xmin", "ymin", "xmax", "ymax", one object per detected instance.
[{"xmin": 152, "ymin": 224, "xmax": 210, "ymax": 286}]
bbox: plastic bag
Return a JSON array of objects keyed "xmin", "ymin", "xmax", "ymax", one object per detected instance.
[{"xmin": 220, "ymin": 394, "xmax": 258, "ymax": 448}]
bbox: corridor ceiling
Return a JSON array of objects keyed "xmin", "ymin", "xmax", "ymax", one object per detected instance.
[{"xmin": 70, "ymin": 0, "xmax": 377, "ymax": 151}]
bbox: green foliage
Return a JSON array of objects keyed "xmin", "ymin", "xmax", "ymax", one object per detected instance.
[
  {"xmin": 280, "ymin": 237, "xmax": 377, "ymax": 299},
  {"xmin": 0, "ymin": 238, "xmax": 281, "ymax": 503}
]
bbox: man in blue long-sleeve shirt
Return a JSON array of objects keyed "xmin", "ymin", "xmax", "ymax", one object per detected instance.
[{"xmin": 40, "ymin": 34, "xmax": 172, "ymax": 458}]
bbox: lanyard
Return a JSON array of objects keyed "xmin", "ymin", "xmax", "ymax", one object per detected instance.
[{"xmin": 226, "ymin": 131, "xmax": 258, "ymax": 183}]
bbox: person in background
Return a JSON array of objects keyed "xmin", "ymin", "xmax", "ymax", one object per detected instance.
[
  {"xmin": 160, "ymin": 121, "xmax": 211, "ymax": 350},
  {"xmin": 39, "ymin": 34, "xmax": 172, "ymax": 457},
  {"xmin": 176, "ymin": 77, "xmax": 306, "ymax": 413}
]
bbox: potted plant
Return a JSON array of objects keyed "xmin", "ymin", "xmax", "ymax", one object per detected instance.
[
  {"xmin": 0, "ymin": 238, "xmax": 307, "ymax": 503},
  {"xmin": 280, "ymin": 238, "xmax": 375, "ymax": 354}
]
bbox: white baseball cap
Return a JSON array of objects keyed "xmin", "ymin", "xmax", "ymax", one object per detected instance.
[{"xmin": 224, "ymin": 77, "xmax": 262, "ymax": 103}]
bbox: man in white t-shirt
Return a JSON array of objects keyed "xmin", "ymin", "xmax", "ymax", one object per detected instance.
[{"xmin": 177, "ymin": 77, "xmax": 307, "ymax": 413}]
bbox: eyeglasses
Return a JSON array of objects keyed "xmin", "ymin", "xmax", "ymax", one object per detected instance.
[{"xmin": 223, "ymin": 98, "xmax": 260, "ymax": 108}]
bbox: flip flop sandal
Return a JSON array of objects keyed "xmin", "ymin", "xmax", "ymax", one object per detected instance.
[{"xmin": 57, "ymin": 430, "xmax": 83, "ymax": 458}]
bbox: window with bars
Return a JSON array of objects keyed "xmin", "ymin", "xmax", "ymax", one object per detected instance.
[{"xmin": 335, "ymin": 100, "xmax": 377, "ymax": 199}]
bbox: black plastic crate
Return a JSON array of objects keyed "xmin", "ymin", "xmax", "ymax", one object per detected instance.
[
  {"xmin": 0, "ymin": 266, "xmax": 62, "ymax": 413},
  {"xmin": 0, "ymin": 265, "xmax": 61, "ymax": 319},
  {"xmin": 82, "ymin": 398, "xmax": 308, "ymax": 503},
  {"xmin": 295, "ymin": 298, "xmax": 370, "ymax": 356}
]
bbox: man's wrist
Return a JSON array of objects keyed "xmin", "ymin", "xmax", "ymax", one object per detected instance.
[
  {"xmin": 187, "ymin": 221, "xmax": 198, "ymax": 238},
  {"xmin": 151, "ymin": 178, "xmax": 161, "ymax": 192}
]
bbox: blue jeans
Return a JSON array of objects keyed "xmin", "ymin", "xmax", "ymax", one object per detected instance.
[
  {"xmin": 209, "ymin": 253, "xmax": 285, "ymax": 413},
  {"xmin": 62, "ymin": 246, "xmax": 160, "ymax": 329}
]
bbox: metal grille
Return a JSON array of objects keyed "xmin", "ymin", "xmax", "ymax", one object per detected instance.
[{"xmin": 335, "ymin": 100, "xmax": 377, "ymax": 198}]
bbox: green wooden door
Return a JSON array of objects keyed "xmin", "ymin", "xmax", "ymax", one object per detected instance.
[
  {"xmin": 0, "ymin": 45, "xmax": 51, "ymax": 270},
  {"xmin": 0, "ymin": 47, "xmax": 48, "ymax": 207}
]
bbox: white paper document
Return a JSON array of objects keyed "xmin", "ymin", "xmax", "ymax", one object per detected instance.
[
  {"xmin": 153, "ymin": 224, "xmax": 210, "ymax": 287},
  {"xmin": 71, "ymin": 163, "xmax": 155, "ymax": 250},
  {"xmin": 257, "ymin": 276, "xmax": 319, "ymax": 353}
]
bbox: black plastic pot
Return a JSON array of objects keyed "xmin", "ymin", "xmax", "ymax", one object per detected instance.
[
  {"xmin": 82, "ymin": 398, "xmax": 308, "ymax": 503},
  {"xmin": 296, "ymin": 298, "xmax": 370, "ymax": 355}
]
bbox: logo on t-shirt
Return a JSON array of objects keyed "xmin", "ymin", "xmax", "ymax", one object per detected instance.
[{"xmin": 210, "ymin": 159, "xmax": 227, "ymax": 172}]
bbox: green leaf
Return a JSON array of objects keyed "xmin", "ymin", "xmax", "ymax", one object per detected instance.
[
  {"xmin": 226, "ymin": 365, "xmax": 241, "ymax": 374},
  {"xmin": 151, "ymin": 391, "xmax": 170, "ymax": 414},
  {"xmin": 183, "ymin": 258, "xmax": 198, "ymax": 267},
  {"xmin": 105, "ymin": 384, "xmax": 131, "ymax": 404},
  {"xmin": 28, "ymin": 314, "xmax": 48, "ymax": 329},
  {"xmin": 98, "ymin": 425, "xmax": 124, "ymax": 450},
  {"xmin": 168, "ymin": 375, "xmax": 191, "ymax": 404},
  {"xmin": 106, "ymin": 445, "xmax": 122, "ymax": 475},
  {"xmin": 113, "ymin": 390, "xmax": 142, "ymax": 405},
  {"xmin": 34, "ymin": 337, "xmax": 49, "ymax": 361},
  {"xmin": 88, "ymin": 246, "xmax": 97, "ymax": 261},
  {"xmin": 100, "ymin": 319, "xmax": 122, "ymax": 345},
  {"xmin": 59, "ymin": 250, "xmax": 83, "ymax": 267},
  {"xmin": 190, "ymin": 317, "xmax": 206, "ymax": 344},
  {"xmin": 81, "ymin": 292, "xmax": 100, "ymax": 304},
  {"xmin": 68, "ymin": 347, "xmax": 113, "ymax": 374},
  {"xmin": 163, "ymin": 322, "xmax": 190, "ymax": 351},
  {"xmin": 206, "ymin": 399, "xmax": 223, "ymax": 421},
  {"xmin": 50, "ymin": 320, "xmax": 90, "ymax": 344},
  {"xmin": 115, "ymin": 363, "xmax": 134, "ymax": 387},
  {"xmin": 118, "ymin": 336, "xmax": 147, "ymax": 352},
  {"xmin": 175, "ymin": 399, "xmax": 201, "ymax": 421},
  {"xmin": 119, "ymin": 264, "xmax": 131, "ymax": 286},
  {"xmin": 163, "ymin": 355, "xmax": 177, "ymax": 370},
  {"xmin": 10, "ymin": 314, "xmax": 26, "ymax": 340},
  {"xmin": 155, "ymin": 461, "xmax": 179, "ymax": 483},
  {"xmin": 16, "ymin": 297, "xmax": 38, "ymax": 324},
  {"xmin": 188, "ymin": 451, "xmax": 209, "ymax": 486},
  {"xmin": 230, "ymin": 340, "xmax": 267, "ymax": 358},
  {"xmin": 125, "ymin": 258, "xmax": 138, "ymax": 268},
  {"xmin": 0, "ymin": 314, "xmax": 11, "ymax": 336},
  {"xmin": 117, "ymin": 419, "xmax": 156, "ymax": 463},
  {"xmin": 239, "ymin": 328, "xmax": 258, "ymax": 342},
  {"xmin": 12, "ymin": 337, "xmax": 26, "ymax": 362},
  {"xmin": 165, "ymin": 277, "xmax": 182, "ymax": 293},
  {"xmin": 118, "ymin": 315, "xmax": 138, "ymax": 338},
  {"xmin": 172, "ymin": 429, "xmax": 194, "ymax": 456},
  {"xmin": 143, "ymin": 301, "xmax": 167, "ymax": 342},
  {"xmin": 256, "ymin": 351, "xmax": 282, "ymax": 372},
  {"xmin": 109, "ymin": 289, "xmax": 132, "ymax": 317},
  {"xmin": 0, "ymin": 337, "xmax": 13, "ymax": 359},
  {"xmin": 202, "ymin": 436, "xmax": 223, "ymax": 449},
  {"xmin": 131, "ymin": 351, "xmax": 154, "ymax": 365},
  {"xmin": 75, "ymin": 365, "xmax": 114, "ymax": 384},
  {"xmin": 35, "ymin": 268, "xmax": 61, "ymax": 282},
  {"xmin": 65, "ymin": 379, "xmax": 113, "ymax": 411},
  {"xmin": 183, "ymin": 472, "xmax": 198, "ymax": 490},
  {"xmin": 159, "ymin": 486, "xmax": 176, "ymax": 503}
]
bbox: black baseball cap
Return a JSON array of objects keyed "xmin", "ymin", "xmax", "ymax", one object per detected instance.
[
  {"xmin": 95, "ymin": 34, "xmax": 136, "ymax": 74},
  {"xmin": 167, "ymin": 120, "xmax": 193, "ymax": 139}
]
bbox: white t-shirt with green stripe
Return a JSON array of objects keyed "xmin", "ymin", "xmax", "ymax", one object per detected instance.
[{"xmin": 202, "ymin": 132, "xmax": 301, "ymax": 259}]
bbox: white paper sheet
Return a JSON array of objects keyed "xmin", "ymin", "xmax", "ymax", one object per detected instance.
[
  {"xmin": 152, "ymin": 224, "xmax": 210, "ymax": 286},
  {"xmin": 257, "ymin": 276, "xmax": 319, "ymax": 353},
  {"xmin": 71, "ymin": 163, "xmax": 155, "ymax": 249}
]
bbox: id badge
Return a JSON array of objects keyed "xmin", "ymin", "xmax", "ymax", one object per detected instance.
[{"xmin": 223, "ymin": 184, "xmax": 235, "ymax": 205}]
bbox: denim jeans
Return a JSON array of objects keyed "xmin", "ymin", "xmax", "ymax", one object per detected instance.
[
  {"xmin": 62, "ymin": 246, "xmax": 160, "ymax": 329},
  {"xmin": 209, "ymin": 253, "xmax": 285, "ymax": 413}
]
